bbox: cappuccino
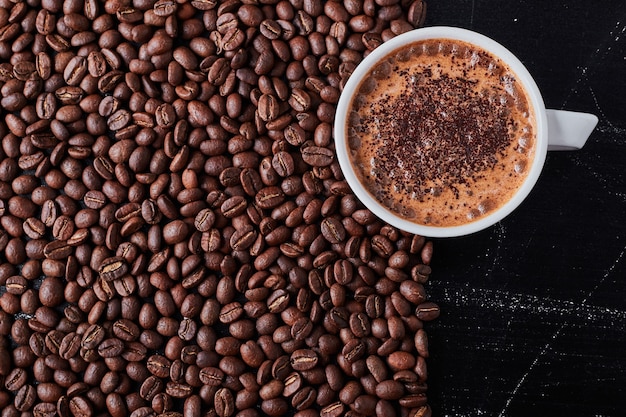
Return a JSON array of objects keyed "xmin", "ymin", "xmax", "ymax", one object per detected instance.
[{"xmin": 346, "ymin": 38, "xmax": 536, "ymax": 227}]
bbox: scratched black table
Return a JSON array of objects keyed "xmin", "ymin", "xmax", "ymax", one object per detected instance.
[{"xmin": 422, "ymin": 1, "xmax": 626, "ymax": 416}]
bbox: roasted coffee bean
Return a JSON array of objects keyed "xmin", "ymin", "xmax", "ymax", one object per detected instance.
[
  {"xmin": 221, "ymin": 196, "xmax": 247, "ymax": 218},
  {"xmin": 342, "ymin": 339, "xmax": 366, "ymax": 363},
  {"xmin": 113, "ymin": 319, "xmax": 140, "ymax": 341},
  {"xmin": 69, "ymin": 396, "xmax": 93, "ymax": 417},
  {"xmin": 415, "ymin": 302, "xmax": 440, "ymax": 321},
  {"xmin": 139, "ymin": 376, "xmax": 162, "ymax": 401},
  {"xmin": 415, "ymin": 328, "xmax": 429, "ymax": 358},
  {"xmin": 282, "ymin": 372, "xmax": 302, "ymax": 397},
  {"xmin": 271, "ymin": 151, "xmax": 295, "ymax": 177},
  {"xmin": 230, "ymin": 225, "xmax": 257, "ymax": 251},
  {"xmin": 376, "ymin": 379, "xmax": 405, "ymax": 400},
  {"xmin": 165, "ymin": 381, "xmax": 193, "ymax": 398},
  {"xmin": 400, "ymin": 393, "xmax": 428, "ymax": 408},
  {"xmin": 199, "ymin": 367, "xmax": 224, "ymax": 386},
  {"xmin": 260, "ymin": 19, "xmax": 282, "ymax": 39},
  {"xmin": 290, "ymin": 386, "xmax": 315, "ymax": 410},
  {"xmin": 255, "ymin": 186, "xmax": 285, "ymax": 209},
  {"xmin": 98, "ymin": 256, "xmax": 128, "ymax": 281},
  {"xmin": 301, "ymin": 146, "xmax": 334, "ymax": 166},
  {"xmin": 194, "ymin": 208, "xmax": 216, "ymax": 232},
  {"xmin": 81, "ymin": 324, "xmax": 105, "ymax": 349},
  {"xmin": 257, "ymin": 94, "xmax": 280, "ymax": 122},
  {"xmin": 407, "ymin": 0, "xmax": 428, "ymax": 27},
  {"xmin": 214, "ymin": 388, "xmax": 235, "ymax": 417},
  {"xmin": 14, "ymin": 384, "xmax": 36, "ymax": 411},
  {"xmin": 59, "ymin": 332, "xmax": 81, "ymax": 360},
  {"xmin": 388, "ymin": 351, "xmax": 416, "ymax": 371},
  {"xmin": 349, "ymin": 312, "xmax": 371, "ymax": 337},
  {"xmin": 5, "ymin": 367, "xmax": 28, "ymax": 391},
  {"xmin": 5, "ymin": 276, "xmax": 27, "ymax": 295},
  {"xmin": 321, "ymin": 401, "xmax": 344, "ymax": 417},
  {"xmin": 63, "ymin": 56, "xmax": 87, "ymax": 86},
  {"xmin": 33, "ymin": 401, "xmax": 57, "ymax": 417},
  {"xmin": 288, "ymin": 88, "xmax": 311, "ymax": 112},
  {"xmin": 97, "ymin": 338, "xmax": 125, "ymax": 358},
  {"xmin": 321, "ymin": 217, "xmax": 346, "ymax": 243},
  {"xmin": 43, "ymin": 240, "xmax": 72, "ymax": 260},
  {"xmin": 290, "ymin": 349, "xmax": 318, "ymax": 371}
]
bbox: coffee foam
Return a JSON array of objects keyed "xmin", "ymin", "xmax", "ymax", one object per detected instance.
[{"xmin": 347, "ymin": 39, "xmax": 536, "ymax": 227}]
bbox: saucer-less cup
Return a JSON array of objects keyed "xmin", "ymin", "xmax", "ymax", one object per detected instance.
[{"xmin": 334, "ymin": 26, "xmax": 598, "ymax": 238}]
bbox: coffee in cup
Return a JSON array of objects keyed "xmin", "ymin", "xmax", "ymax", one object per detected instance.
[
  {"xmin": 335, "ymin": 27, "xmax": 598, "ymax": 237},
  {"xmin": 346, "ymin": 38, "xmax": 535, "ymax": 227}
]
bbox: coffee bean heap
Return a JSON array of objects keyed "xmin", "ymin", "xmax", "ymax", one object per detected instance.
[{"xmin": 0, "ymin": 0, "xmax": 439, "ymax": 416}]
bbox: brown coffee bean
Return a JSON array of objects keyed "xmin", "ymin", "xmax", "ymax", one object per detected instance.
[
  {"xmin": 290, "ymin": 317, "xmax": 313, "ymax": 341},
  {"xmin": 192, "ymin": 208, "xmax": 215, "ymax": 232},
  {"xmin": 414, "ymin": 329, "xmax": 429, "ymax": 358},
  {"xmin": 163, "ymin": 220, "xmax": 189, "ymax": 244},
  {"xmin": 257, "ymin": 93, "xmax": 279, "ymax": 122},
  {"xmin": 221, "ymin": 195, "xmax": 247, "ymax": 218},
  {"xmin": 219, "ymin": 302, "xmax": 243, "ymax": 324},
  {"xmin": 199, "ymin": 367, "xmax": 224, "ymax": 386},
  {"xmin": 321, "ymin": 401, "xmax": 344, "ymax": 417},
  {"xmin": 320, "ymin": 217, "xmax": 346, "ymax": 243},
  {"xmin": 375, "ymin": 379, "xmax": 405, "ymax": 400},
  {"xmin": 259, "ymin": 379, "xmax": 283, "ymax": 400},
  {"xmin": 266, "ymin": 289, "xmax": 289, "ymax": 313},
  {"xmin": 155, "ymin": 103, "xmax": 175, "ymax": 128},
  {"xmin": 342, "ymin": 339, "xmax": 366, "ymax": 363},
  {"xmin": 290, "ymin": 349, "xmax": 318, "ymax": 371},
  {"xmin": 139, "ymin": 376, "xmax": 162, "ymax": 401},
  {"xmin": 399, "ymin": 393, "xmax": 428, "ymax": 408},
  {"xmin": 5, "ymin": 275, "xmax": 27, "ymax": 295},
  {"xmin": 415, "ymin": 302, "xmax": 440, "ymax": 321},
  {"xmin": 113, "ymin": 318, "xmax": 140, "ymax": 341},
  {"xmin": 289, "ymin": 386, "xmax": 315, "ymax": 410},
  {"xmin": 14, "ymin": 384, "xmax": 36, "ymax": 411},
  {"xmin": 282, "ymin": 372, "xmax": 302, "ymax": 397},
  {"xmin": 81, "ymin": 324, "xmax": 105, "ymax": 350},
  {"xmin": 255, "ymin": 186, "xmax": 285, "ymax": 209},
  {"xmin": 214, "ymin": 387, "xmax": 235, "ymax": 417},
  {"xmin": 271, "ymin": 151, "xmax": 295, "ymax": 177},
  {"xmin": 33, "ymin": 401, "xmax": 58, "ymax": 417},
  {"xmin": 97, "ymin": 338, "xmax": 124, "ymax": 358},
  {"xmin": 260, "ymin": 19, "xmax": 282, "ymax": 39},
  {"xmin": 230, "ymin": 225, "xmax": 257, "ymax": 251},
  {"xmin": 165, "ymin": 381, "xmax": 193, "ymax": 398},
  {"xmin": 98, "ymin": 256, "xmax": 128, "ymax": 281},
  {"xmin": 43, "ymin": 240, "xmax": 72, "ymax": 260},
  {"xmin": 301, "ymin": 146, "xmax": 334, "ymax": 166},
  {"xmin": 5, "ymin": 367, "xmax": 27, "ymax": 391},
  {"xmin": 59, "ymin": 332, "xmax": 81, "ymax": 360},
  {"xmin": 63, "ymin": 56, "xmax": 87, "ymax": 86},
  {"xmin": 388, "ymin": 351, "xmax": 416, "ymax": 371},
  {"xmin": 289, "ymin": 88, "xmax": 311, "ymax": 112},
  {"xmin": 348, "ymin": 312, "xmax": 370, "ymax": 338},
  {"xmin": 407, "ymin": 0, "xmax": 428, "ymax": 27}
]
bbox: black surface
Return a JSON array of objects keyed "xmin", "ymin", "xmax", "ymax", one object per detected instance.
[{"xmin": 422, "ymin": 1, "xmax": 626, "ymax": 416}]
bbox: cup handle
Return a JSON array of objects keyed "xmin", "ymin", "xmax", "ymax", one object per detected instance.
[{"xmin": 546, "ymin": 109, "xmax": 599, "ymax": 151}]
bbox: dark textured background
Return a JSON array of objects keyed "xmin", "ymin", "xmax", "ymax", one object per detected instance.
[{"xmin": 422, "ymin": 1, "xmax": 626, "ymax": 416}]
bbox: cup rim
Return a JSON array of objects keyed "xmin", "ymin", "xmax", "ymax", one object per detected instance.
[{"xmin": 334, "ymin": 26, "xmax": 548, "ymax": 238}]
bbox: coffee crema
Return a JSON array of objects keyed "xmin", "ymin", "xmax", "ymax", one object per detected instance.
[{"xmin": 346, "ymin": 38, "xmax": 536, "ymax": 227}]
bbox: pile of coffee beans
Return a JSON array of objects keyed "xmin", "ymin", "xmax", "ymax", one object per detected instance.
[{"xmin": 0, "ymin": 0, "xmax": 439, "ymax": 416}]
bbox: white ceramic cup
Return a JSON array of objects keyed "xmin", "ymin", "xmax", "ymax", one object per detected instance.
[{"xmin": 334, "ymin": 26, "xmax": 598, "ymax": 238}]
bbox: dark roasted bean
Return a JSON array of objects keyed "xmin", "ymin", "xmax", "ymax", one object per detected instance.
[
  {"xmin": 301, "ymin": 146, "xmax": 334, "ymax": 166},
  {"xmin": 98, "ymin": 256, "xmax": 128, "ymax": 281}
]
